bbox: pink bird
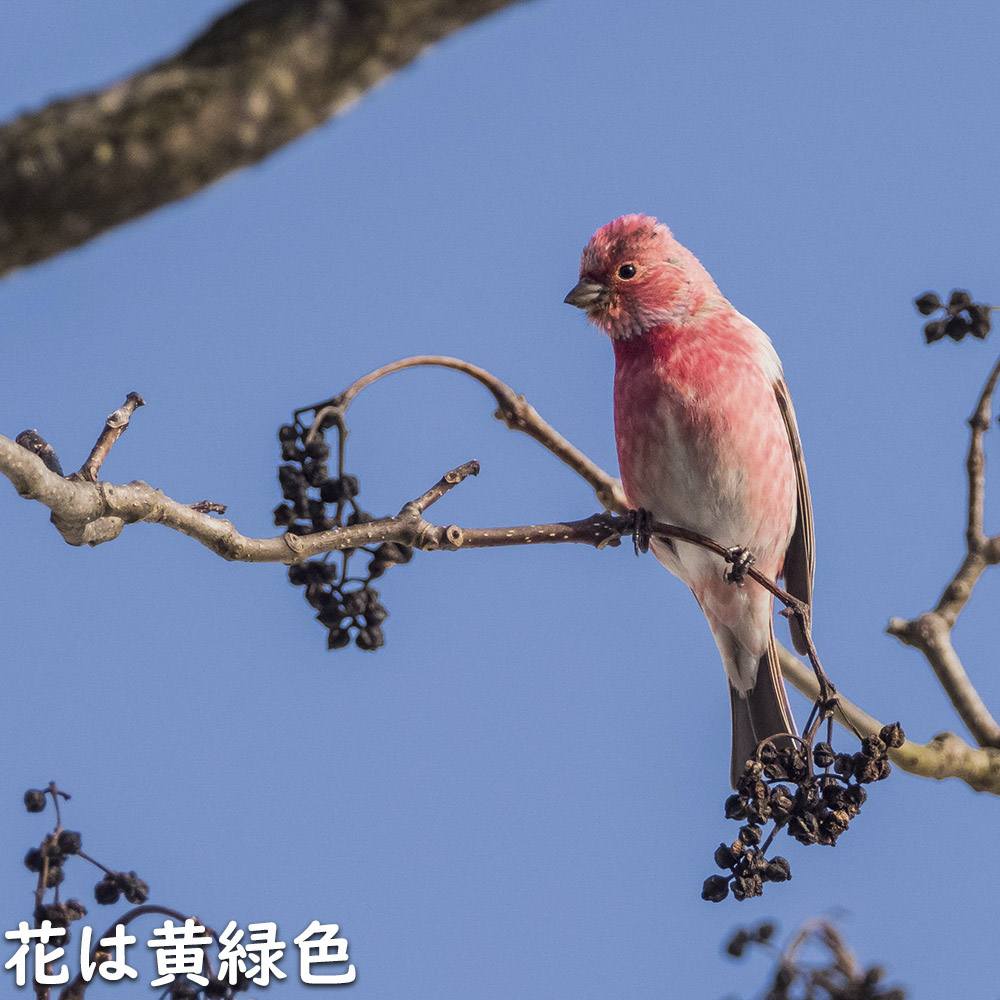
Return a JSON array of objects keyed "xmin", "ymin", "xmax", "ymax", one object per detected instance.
[{"xmin": 565, "ymin": 215, "xmax": 814, "ymax": 787}]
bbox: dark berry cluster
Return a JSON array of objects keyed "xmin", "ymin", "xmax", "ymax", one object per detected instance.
[
  {"xmin": 703, "ymin": 723, "xmax": 904, "ymax": 902},
  {"xmin": 21, "ymin": 785, "xmax": 250, "ymax": 998},
  {"xmin": 288, "ymin": 556, "xmax": 399, "ymax": 651},
  {"xmin": 915, "ymin": 289, "xmax": 991, "ymax": 343},
  {"xmin": 93, "ymin": 869, "xmax": 150, "ymax": 906},
  {"xmin": 275, "ymin": 414, "xmax": 412, "ymax": 651},
  {"xmin": 703, "ymin": 829, "xmax": 791, "ymax": 903},
  {"xmin": 22, "ymin": 783, "xmax": 148, "ymax": 936},
  {"xmin": 724, "ymin": 920, "xmax": 906, "ymax": 1000}
]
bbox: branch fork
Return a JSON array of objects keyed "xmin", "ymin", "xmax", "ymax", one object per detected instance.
[{"xmin": 886, "ymin": 353, "xmax": 1000, "ymax": 750}]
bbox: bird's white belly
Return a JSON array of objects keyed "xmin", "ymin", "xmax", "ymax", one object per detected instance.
[{"xmin": 623, "ymin": 400, "xmax": 758, "ymax": 581}]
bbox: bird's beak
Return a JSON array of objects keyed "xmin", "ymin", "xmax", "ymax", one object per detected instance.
[{"xmin": 564, "ymin": 280, "xmax": 609, "ymax": 310}]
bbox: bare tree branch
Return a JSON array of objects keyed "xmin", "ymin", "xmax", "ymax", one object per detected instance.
[
  {"xmin": 0, "ymin": 428, "xmax": 721, "ymax": 562},
  {"xmin": 887, "ymin": 353, "xmax": 1000, "ymax": 748},
  {"xmin": 0, "ymin": 426, "xmax": 624, "ymax": 560},
  {"xmin": 4, "ymin": 356, "xmax": 999, "ymax": 794},
  {"xmin": 0, "ymin": 0, "xmax": 528, "ymax": 279}
]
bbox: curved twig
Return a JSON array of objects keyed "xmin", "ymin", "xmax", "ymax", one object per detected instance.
[{"xmin": 299, "ymin": 355, "xmax": 628, "ymax": 513}]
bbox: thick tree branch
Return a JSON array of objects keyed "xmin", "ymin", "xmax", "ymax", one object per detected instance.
[
  {"xmin": 0, "ymin": 0, "xmax": 527, "ymax": 278},
  {"xmin": 0, "ymin": 430, "xmax": 692, "ymax": 562},
  {"xmin": 0, "ymin": 427, "xmax": 625, "ymax": 560},
  {"xmin": 887, "ymin": 353, "xmax": 1000, "ymax": 748}
]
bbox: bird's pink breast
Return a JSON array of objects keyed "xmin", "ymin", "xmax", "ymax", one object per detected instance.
[{"xmin": 612, "ymin": 314, "xmax": 796, "ymax": 583}]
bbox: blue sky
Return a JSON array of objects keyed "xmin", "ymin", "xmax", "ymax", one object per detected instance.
[{"xmin": 2, "ymin": 2, "xmax": 999, "ymax": 997}]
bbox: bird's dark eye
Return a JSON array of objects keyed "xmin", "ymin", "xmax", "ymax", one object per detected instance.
[{"xmin": 617, "ymin": 263, "xmax": 637, "ymax": 280}]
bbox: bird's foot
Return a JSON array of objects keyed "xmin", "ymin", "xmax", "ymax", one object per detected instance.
[
  {"xmin": 631, "ymin": 507, "xmax": 651, "ymax": 556},
  {"xmin": 724, "ymin": 545, "xmax": 754, "ymax": 585}
]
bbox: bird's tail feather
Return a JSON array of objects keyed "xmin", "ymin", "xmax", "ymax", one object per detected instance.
[{"xmin": 729, "ymin": 622, "xmax": 798, "ymax": 788}]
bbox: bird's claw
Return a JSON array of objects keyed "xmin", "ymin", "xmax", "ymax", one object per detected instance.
[
  {"xmin": 724, "ymin": 546, "xmax": 754, "ymax": 585},
  {"xmin": 632, "ymin": 507, "xmax": 651, "ymax": 556}
]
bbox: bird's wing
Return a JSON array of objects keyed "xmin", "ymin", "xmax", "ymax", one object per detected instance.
[{"xmin": 773, "ymin": 375, "xmax": 814, "ymax": 655}]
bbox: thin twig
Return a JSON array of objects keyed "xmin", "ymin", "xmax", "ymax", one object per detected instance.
[
  {"xmin": 966, "ymin": 353, "xmax": 1000, "ymax": 548},
  {"xmin": 644, "ymin": 520, "xmax": 835, "ymax": 711},
  {"xmin": 73, "ymin": 393, "xmax": 145, "ymax": 483},
  {"xmin": 404, "ymin": 460, "xmax": 481, "ymax": 514},
  {"xmin": 74, "ymin": 851, "xmax": 113, "ymax": 878},
  {"xmin": 0, "ymin": 432, "xmax": 618, "ymax": 558},
  {"xmin": 48, "ymin": 781, "xmax": 68, "ymax": 831}
]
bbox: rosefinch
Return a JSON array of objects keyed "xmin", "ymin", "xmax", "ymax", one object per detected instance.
[{"xmin": 565, "ymin": 215, "xmax": 814, "ymax": 787}]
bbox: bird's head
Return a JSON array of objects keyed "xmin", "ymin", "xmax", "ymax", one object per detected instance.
[{"xmin": 565, "ymin": 214, "xmax": 714, "ymax": 340}]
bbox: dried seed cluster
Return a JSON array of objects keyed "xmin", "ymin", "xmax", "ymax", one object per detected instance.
[
  {"xmin": 21, "ymin": 785, "xmax": 252, "ymax": 999},
  {"xmin": 703, "ymin": 723, "xmax": 904, "ymax": 902},
  {"xmin": 21, "ymin": 783, "xmax": 148, "ymax": 934},
  {"xmin": 915, "ymin": 289, "xmax": 991, "ymax": 343},
  {"xmin": 93, "ymin": 870, "xmax": 151, "ymax": 906},
  {"xmin": 275, "ymin": 414, "xmax": 412, "ymax": 652}
]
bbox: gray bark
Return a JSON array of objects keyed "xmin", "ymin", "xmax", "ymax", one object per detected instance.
[{"xmin": 0, "ymin": 0, "xmax": 526, "ymax": 278}]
